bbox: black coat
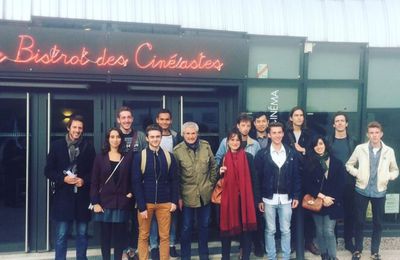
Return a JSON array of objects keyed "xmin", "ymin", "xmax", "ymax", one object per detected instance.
[
  {"xmin": 90, "ymin": 151, "xmax": 133, "ymax": 210},
  {"xmin": 44, "ymin": 138, "xmax": 96, "ymax": 222},
  {"xmin": 303, "ymin": 155, "xmax": 345, "ymax": 219},
  {"xmin": 255, "ymin": 144, "xmax": 302, "ymax": 201}
]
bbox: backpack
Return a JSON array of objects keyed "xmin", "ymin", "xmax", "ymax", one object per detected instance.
[{"xmin": 140, "ymin": 148, "xmax": 171, "ymax": 174}]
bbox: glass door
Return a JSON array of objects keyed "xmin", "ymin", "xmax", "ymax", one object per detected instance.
[{"xmin": 0, "ymin": 93, "xmax": 30, "ymax": 252}]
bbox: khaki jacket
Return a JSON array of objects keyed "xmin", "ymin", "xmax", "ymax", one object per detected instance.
[
  {"xmin": 173, "ymin": 140, "xmax": 218, "ymax": 207},
  {"xmin": 346, "ymin": 142, "xmax": 399, "ymax": 192}
]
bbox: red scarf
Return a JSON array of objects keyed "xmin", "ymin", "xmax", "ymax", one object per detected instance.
[{"xmin": 220, "ymin": 149, "xmax": 257, "ymax": 236}]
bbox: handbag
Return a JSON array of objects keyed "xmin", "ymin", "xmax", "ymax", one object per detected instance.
[
  {"xmin": 211, "ymin": 178, "xmax": 224, "ymax": 204},
  {"xmin": 211, "ymin": 157, "xmax": 225, "ymax": 204},
  {"xmin": 302, "ymin": 175, "xmax": 325, "ymax": 212},
  {"xmin": 302, "ymin": 194, "xmax": 323, "ymax": 212}
]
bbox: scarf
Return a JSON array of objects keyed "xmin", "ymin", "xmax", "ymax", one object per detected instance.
[
  {"xmin": 65, "ymin": 134, "xmax": 82, "ymax": 163},
  {"xmin": 317, "ymin": 151, "xmax": 329, "ymax": 173},
  {"xmin": 184, "ymin": 138, "xmax": 199, "ymax": 152},
  {"xmin": 220, "ymin": 149, "xmax": 257, "ymax": 236}
]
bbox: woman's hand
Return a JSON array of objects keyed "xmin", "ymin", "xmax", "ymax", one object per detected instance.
[
  {"xmin": 219, "ymin": 166, "xmax": 227, "ymax": 176},
  {"xmin": 322, "ymin": 196, "xmax": 335, "ymax": 207},
  {"xmin": 93, "ymin": 204, "xmax": 104, "ymax": 213},
  {"xmin": 126, "ymin": 193, "xmax": 133, "ymax": 198}
]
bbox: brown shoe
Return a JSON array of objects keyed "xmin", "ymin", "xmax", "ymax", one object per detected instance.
[{"xmin": 305, "ymin": 242, "xmax": 321, "ymax": 255}]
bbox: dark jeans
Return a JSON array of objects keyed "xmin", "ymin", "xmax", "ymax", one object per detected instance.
[
  {"xmin": 252, "ymin": 210, "xmax": 265, "ymax": 249},
  {"xmin": 343, "ymin": 184, "xmax": 356, "ymax": 246},
  {"xmin": 221, "ymin": 231, "xmax": 252, "ymax": 260},
  {"xmin": 100, "ymin": 222, "xmax": 127, "ymax": 260},
  {"xmin": 354, "ymin": 192, "xmax": 385, "ymax": 254},
  {"xmin": 180, "ymin": 204, "xmax": 211, "ymax": 260},
  {"xmin": 55, "ymin": 221, "xmax": 88, "ymax": 260},
  {"xmin": 127, "ymin": 207, "xmax": 139, "ymax": 250}
]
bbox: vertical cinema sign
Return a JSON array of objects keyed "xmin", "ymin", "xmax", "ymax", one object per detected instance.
[{"xmin": 0, "ymin": 34, "xmax": 224, "ymax": 71}]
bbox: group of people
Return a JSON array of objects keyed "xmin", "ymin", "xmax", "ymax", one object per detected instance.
[{"xmin": 44, "ymin": 105, "xmax": 398, "ymax": 260}]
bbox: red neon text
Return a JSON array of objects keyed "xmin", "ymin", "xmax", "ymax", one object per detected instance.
[{"xmin": 134, "ymin": 42, "xmax": 224, "ymax": 71}]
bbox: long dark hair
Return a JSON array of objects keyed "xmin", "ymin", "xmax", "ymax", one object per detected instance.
[{"xmin": 102, "ymin": 127, "xmax": 125, "ymax": 154}]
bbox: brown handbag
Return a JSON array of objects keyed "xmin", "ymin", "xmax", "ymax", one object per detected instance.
[
  {"xmin": 302, "ymin": 194, "xmax": 323, "ymax": 212},
  {"xmin": 211, "ymin": 178, "xmax": 224, "ymax": 204},
  {"xmin": 302, "ymin": 175, "xmax": 325, "ymax": 212}
]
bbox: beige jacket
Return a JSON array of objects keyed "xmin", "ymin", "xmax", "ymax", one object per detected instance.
[{"xmin": 346, "ymin": 142, "xmax": 399, "ymax": 192}]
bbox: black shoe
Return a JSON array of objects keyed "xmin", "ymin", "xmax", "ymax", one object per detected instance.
[
  {"xmin": 151, "ymin": 248, "xmax": 160, "ymax": 260},
  {"xmin": 352, "ymin": 251, "xmax": 362, "ymax": 260},
  {"xmin": 370, "ymin": 253, "xmax": 381, "ymax": 260},
  {"xmin": 305, "ymin": 242, "xmax": 321, "ymax": 255},
  {"xmin": 170, "ymin": 246, "xmax": 180, "ymax": 258}
]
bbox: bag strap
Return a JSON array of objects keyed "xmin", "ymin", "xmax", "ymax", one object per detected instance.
[
  {"xmin": 99, "ymin": 156, "xmax": 124, "ymax": 193},
  {"xmin": 141, "ymin": 148, "xmax": 171, "ymax": 174}
]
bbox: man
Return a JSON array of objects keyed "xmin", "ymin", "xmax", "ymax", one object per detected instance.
[
  {"xmin": 346, "ymin": 121, "xmax": 399, "ymax": 260},
  {"xmin": 132, "ymin": 124, "xmax": 179, "ymax": 260},
  {"xmin": 215, "ymin": 113, "xmax": 261, "ymax": 165},
  {"xmin": 117, "ymin": 106, "xmax": 146, "ymax": 260},
  {"xmin": 251, "ymin": 111, "xmax": 270, "ymax": 149},
  {"xmin": 255, "ymin": 122, "xmax": 301, "ymax": 260},
  {"xmin": 117, "ymin": 106, "xmax": 147, "ymax": 153},
  {"xmin": 150, "ymin": 109, "xmax": 181, "ymax": 259},
  {"xmin": 326, "ymin": 112, "xmax": 357, "ymax": 252},
  {"xmin": 283, "ymin": 106, "xmax": 319, "ymax": 255},
  {"xmin": 44, "ymin": 115, "xmax": 96, "ymax": 260},
  {"xmin": 249, "ymin": 111, "xmax": 270, "ymax": 257},
  {"xmin": 173, "ymin": 122, "xmax": 217, "ymax": 260}
]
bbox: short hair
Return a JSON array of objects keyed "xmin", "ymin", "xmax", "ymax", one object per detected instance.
[
  {"xmin": 157, "ymin": 109, "xmax": 172, "ymax": 119},
  {"xmin": 117, "ymin": 106, "xmax": 133, "ymax": 118},
  {"xmin": 288, "ymin": 106, "xmax": 307, "ymax": 129},
  {"xmin": 253, "ymin": 112, "xmax": 269, "ymax": 122},
  {"xmin": 145, "ymin": 124, "xmax": 162, "ymax": 136},
  {"xmin": 367, "ymin": 121, "xmax": 383, "ymax": 132},
  {"xmin": 102, "ymin": 127, "xmax": 125, "ymax": 154},
  {"xmin": 236, "ymin": 113, "xmax": 253, "ymax": 125},
  {"xmin": 226, "ymin": 127, "xmax": 243, "ymax": 146},
  {"xmin": 268, "ymin": 121, "xmax": 285, "ymax": 132},
  {"xmin": 182, "ymin": 122, "xmax": 199, "ymax": 133},
  {"xmin": 332, "ymin": 111, "xmax": 349, "ymax": 124},
  {"xmin": 67, "ymin": 114, "xmax": 84, "ymax": 129}
]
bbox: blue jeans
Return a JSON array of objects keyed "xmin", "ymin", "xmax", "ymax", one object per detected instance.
[
  {"xmin": 313, "ymin": 214, "xmax": 337, "ymax": 258},
  {"xmin": 150, "ymin": 211, "xmax": 177, "ymax": 249},
  {"xmin": 181, "ymin": 204, "xmax": 211, "ymax": 260},
  {"xmin": 55, "ymin": 221, "xmax": 88, "ymax": 260},
  {"xmin": 264, "ymin": 202, "xmax": 292, "ymax": 260}
]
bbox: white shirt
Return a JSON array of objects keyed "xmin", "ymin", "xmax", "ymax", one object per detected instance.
[
  {"xmin": 262, "ymin": 144, "xmax": 292, "ymax": 205},
  {"xmin": 160, "ymin": 135, "xmax": 174, "ymax": 153}
]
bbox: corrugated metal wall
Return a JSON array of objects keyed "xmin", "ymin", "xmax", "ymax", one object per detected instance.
[{"xmin": 0, "ymin": 0, "xmax": 399, "ymax": 47}]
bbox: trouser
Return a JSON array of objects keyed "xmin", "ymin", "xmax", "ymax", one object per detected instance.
[
  {"xmin": 313, "ymin": 214, "xmax": 337, "ymax": 258},
  {"xmin": 354, "ymin": 192, "xmax": 385, "ymax": 254},
  {"xmin": 127, "ymin": 207, "xmax": 139, "ymax": 250},
  {"xmin": 55, "ymin": 221, "xmax": 88, "ymax": 260},
  {"xmin": 100, "ymin": 222, "xmax": 127, "ymax": 260},
  {"xmin": 137, "ymin": 203, "xmax": 171, "ymax": 260},
  {"xmin": 221, "ymin": 232, "xmax": 252, "ymax": 260},
  {"xmin": 343, "ymin": 184, "xmax": 356, "ymax": 246},
  {"xmin": 180, "ymin": 204, "xmax": 211, "ymax": 260},
  {"xmin": 264, "ymin": 202, "xmax": 292, "ymax": 260}
]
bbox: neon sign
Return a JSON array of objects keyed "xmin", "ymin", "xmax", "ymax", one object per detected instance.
[{"xmin": 0, "ymin": 34, "xmax": 224, "ymax": 72}]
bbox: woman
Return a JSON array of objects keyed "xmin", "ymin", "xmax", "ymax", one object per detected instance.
[
  {"xmin": 218, "ymin": 128, "xmax": 260, "ymax": 260},
  {"xmin": 90, "ymin": 128, "xmax": 133, "ymax": 260},
  {"xmin": 304, "ymin": 135, "xmax": 345, "ymax": 260}
]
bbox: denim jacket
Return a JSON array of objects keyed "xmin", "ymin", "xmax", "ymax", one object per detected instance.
[{"xmin": 215, "ymin": 136, "xmax": 260, "ymax": 165}]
